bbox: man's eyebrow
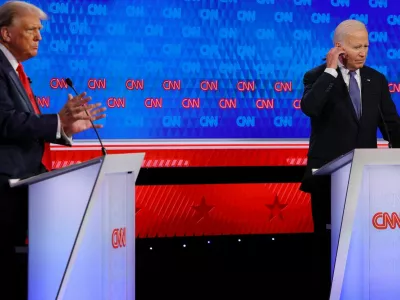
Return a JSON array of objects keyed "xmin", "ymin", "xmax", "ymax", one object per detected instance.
[{"xmin": 26, "ymin": 24, "xmax": 43, "ymax": 30}]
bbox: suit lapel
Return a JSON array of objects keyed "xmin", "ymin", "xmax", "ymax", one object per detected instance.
[
  {"xmin": 359, "ymin": 67, "xmax": 373, "ymax": 124},
  {"xmin": 360, "ymin": 67, "xmax": 371, "ymax": 105},
  {"xmin": 335, "ymin": 67, "xmax": 359, "ymax": 123},
  {"xmin": 8, "ymin": 69, "xmax": 34, "ymax": 113},
  {"xmin": 0, "ymin": 50, "xmax": 34, "ymax": 113}
]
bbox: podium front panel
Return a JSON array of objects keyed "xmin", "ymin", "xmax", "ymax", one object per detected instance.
[
  {"xmin": 331, "ymin": 163, "xmax": 351, "ymax": 279},
  {"xmin": 334, "ymin": 164, "xmax": 400, "ymax": 300},
  {"xmin": 25, "ymin": 153, "xmax": 143, "ymax": 300},
  {"xmin": 59, "ymin": 171, "xmax": 135, "ymax": 300},
  {"xmin": 367, "ymin": 166, "xmax": 400, "ymax": 299},
  {"xmin": 28, "ymin": 162, "xmax": 101, "ymax": 300}
]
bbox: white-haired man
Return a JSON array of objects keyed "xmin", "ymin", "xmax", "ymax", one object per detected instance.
[
  {"xmin": 0, "ymin": 1, "xmax": 106, "ymax": 298},
  {"xmin": 300, "ymin": 19, "xmax": 400, "ymax": 298}
]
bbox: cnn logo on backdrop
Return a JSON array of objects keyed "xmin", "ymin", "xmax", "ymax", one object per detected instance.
[{"xmin": 112, "ymin": 227, "xmax": 126, "ymax": 248}]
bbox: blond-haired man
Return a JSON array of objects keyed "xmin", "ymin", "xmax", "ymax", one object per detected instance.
[{"xmin": 0, "ymin": 1, "xmax": 105, "ymax": 298}]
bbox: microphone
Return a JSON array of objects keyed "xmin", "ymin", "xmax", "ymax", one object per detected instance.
[
  {"xmin": 65, "ymin": 78, "xmax": 107, "ymax": 156},
  {"xmin": 378, "ymin": 104, "xmax": 392, "ymax": 148}
]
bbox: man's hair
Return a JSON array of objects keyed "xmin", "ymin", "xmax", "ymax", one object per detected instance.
[
  {"xmin": 333, "ymin": 19, "xmax": 367, "ymax": 44},
  {"xmin": 0, "ymin": 1, "xmax": 47, "ymax": 28}
]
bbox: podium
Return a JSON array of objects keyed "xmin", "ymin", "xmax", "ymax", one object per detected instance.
[
  {"xmin": 10, "ymin": 153, "xmax": 145, "ymax": 300},
  {"xmin": 314, "ymin": 149, "xmax": 400, "ymax": 300}
]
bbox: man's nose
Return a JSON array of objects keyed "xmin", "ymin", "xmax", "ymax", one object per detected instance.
[{"xmin": 34, "ymin": 30, "xmax": 42, "ymax": 41}]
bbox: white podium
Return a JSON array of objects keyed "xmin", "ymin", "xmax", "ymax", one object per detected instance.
[
  {"xmin": 11, "ymin": 153, "xmax": 144, "ymax": 300},
  {"xmin": 314, "ymin": 149, "xmax": 400, "ymax": 300}
]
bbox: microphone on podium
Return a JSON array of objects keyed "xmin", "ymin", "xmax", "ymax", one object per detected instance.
[
  {"xmin": 65, "ymin": 78, "xmax": 107, "ymax": 156},
  {"xmin": 378, "ymin": 104, "xmax": 393, "ymax": 148}
]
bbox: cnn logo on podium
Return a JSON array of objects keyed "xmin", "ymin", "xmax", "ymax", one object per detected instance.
[
  {"xmin": 372, "ymin": 212, "xmax": 400, "ymax": 229},
  {"xmin": 112, "ymin": 227, "xmax": 126, "ymax": 248}
]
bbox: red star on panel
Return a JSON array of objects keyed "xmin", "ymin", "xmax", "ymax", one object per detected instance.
[
  {"xmin": 192, "ymin": 197, "xmax": 214, "ymax": 223},
  {"xmin": 265, "ymin": 194, "xmax": 287, "ymax": 221}
]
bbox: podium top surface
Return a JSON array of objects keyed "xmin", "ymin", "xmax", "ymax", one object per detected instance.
[
  {"xmin": 313, "ymin": 148, "xmax": 400, "ymax": 176},
  {"xmin": 10, "ymin": 152, "xmax": 145, "ymax": 188},
  {"xmin": 10, "ymin": 156, "xmax": 104, "ymax": 187},
  {"xmin": 313, "ymin": 150, "xmax": 354, "ymax": 176}
]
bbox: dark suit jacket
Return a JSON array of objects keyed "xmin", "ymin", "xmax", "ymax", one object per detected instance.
[
  {"xmin": 300, "ymin": 64, "xmax": 400, "ymax": 193},
  {"xmin": 0, "ymin": 50, "xmax": 68, "ymax": 181}
]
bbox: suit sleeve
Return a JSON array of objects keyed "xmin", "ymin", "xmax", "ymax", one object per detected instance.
[
  {"xmin": 300, "ymin": 70, "xmax": 337, "ymax": 118},
  {"xmin": 379, "ymin": 75, "xmax": 400, "ymax": 147},
  {"xmin": 0, "ymin": 73, "xmax": 59, "ymax": 142},
  {"xmin": 54, "ymin": 135, "xmax": 72, "ymax": 146}
]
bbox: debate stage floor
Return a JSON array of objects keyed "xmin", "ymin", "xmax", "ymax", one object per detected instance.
[
  {"xmin": 137, "ymin": 234, "xmax": 317, "ymax": 299},
  {"xmin": 16, "ymin": 233, "xmax": 318, "ymax": 299}
]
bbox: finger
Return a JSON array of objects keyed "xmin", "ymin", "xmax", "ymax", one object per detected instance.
[
  {"xmin": 93, "ymin": 124, "xmax": 104, "ymax": 129},
  {"xmin": 79, "ymin": 104, "xmax": 101, "ymax": 115},
  {"xmin": 70, "ymin": 92, "xmax": 86, "ymax": 104},
  {"xmin": 71, "ymin": 111, "xmax": 92, "ymax": 121},
  {"xmin": 326, "ymin": 48, "xmax": 338, "ymax": 57},
  {"xmin": 335, "ymin": 51, "xmax": 345, "ymax": 58},
  {"xmin": 71, "ymin": 93, "xmax": 88, "ymax": 106},
  {"xmin": 91, "ymin": 113, "xmax": 106, "ymax": 122},
  {"xmin": 69, "ymin": 108, "xmax": 92, "ymax": 120},
  {"xmin": 70, "ymin": 105, "xmax": 87, "ymax": 115},
  {"xmin": 78, "ymin": 96, "xmax": 92, "ymax": 106},
  {"xmin": 330, "ymin": 49, "xmax": 344, "ymax": 58},
  {"xmin": 335, "ymin": 46, "xmax": 345, "ymax": 54},
  {"xmin": 71, "ymin": 101, "xmax": 97, "ymax": 114},
  {"xmin": 70, "ymin": 104, "xmax": 105, "ymax": 120},
  {"xmin": 337, "ymin": 47, "xmax": 345, "ymax": 54},
  {"xmin": 75, "ymin": 114, "xmax": 92, "ymax": 121},
  {"xmin": 77, "ymin": 92, "xmax": 87, "ymax": 100},
  {"xmin": 87, "ymin": 107, "xmax": 106, "ymax": 116},
  {"xmin": 85, "ymin": 102, "xmax": 102, "ymax": 111}
]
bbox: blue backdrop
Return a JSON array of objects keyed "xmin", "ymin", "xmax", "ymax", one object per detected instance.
[{"xmin": 18, "ymin": 0, "xmax": 400, "ymax": 140}]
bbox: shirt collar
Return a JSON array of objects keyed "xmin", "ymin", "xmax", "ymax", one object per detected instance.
[
  {"xmin": 0, "ymin": 43, "xmax": 19, "ymax": 72},
  {"xmin": 338, "ymin": 59, "xmax": 360, "ymax": 76}
]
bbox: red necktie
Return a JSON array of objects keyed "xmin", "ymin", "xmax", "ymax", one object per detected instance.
[{"xmin": 17, "ymin": 63, "xmax": 52, "ymax": 171}]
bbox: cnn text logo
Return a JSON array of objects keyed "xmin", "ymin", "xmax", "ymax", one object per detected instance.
[
  {"xmin": 112, "ymin": 227, "xmax": 126, "ymax": 248},
  {"xmin": 372, "ymin": 212, "xmax": 400, "ymax": 229}
]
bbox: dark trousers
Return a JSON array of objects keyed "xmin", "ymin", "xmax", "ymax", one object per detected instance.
[
  {"xmin": 310, "ymin": 176, "xmax": 331, "ymax": 299},
  {"xmin": 0, "ymin": 177, "xmax": 28, "ymax": 300}
]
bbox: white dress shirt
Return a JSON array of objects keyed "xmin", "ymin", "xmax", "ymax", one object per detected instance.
[
  {"xmin": 324, "ymin": 60, "xmax": 362, "ymax": 99},
  {"xmin": 0, "ymin": 44, "xmax": 72, "ymax": 142},
  {"xmin": 324, "ymin": 60, "xmax": 362, "ymax": 114}
]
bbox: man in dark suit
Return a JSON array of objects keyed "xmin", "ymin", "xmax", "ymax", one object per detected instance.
[
  {"xmin": 0, "ymin": 1, "xmax": 106, "ymax": 298},
  {"xmin": 300, "ymin": 19, "xmax": 400, "ymax": 298}
]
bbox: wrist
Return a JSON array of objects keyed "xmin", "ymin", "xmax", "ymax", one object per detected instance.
[
  {"xmin": 63, "ymin": 127, "xmax": 73, "ymax": 137},
  {"xmin": 58, "ymin": 113, "xmax": 69, "ymax": 135}
]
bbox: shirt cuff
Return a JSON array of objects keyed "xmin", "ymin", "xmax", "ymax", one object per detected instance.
[
  {"xmin": 57, "ymin": 114, "xmax": 73, "ymax": 145},
  {"xmin": 56, "ymin": 114, "xmax": 61, "ymax": 139},
  {"xmin": 324, "ymin": 68, "xmax": 338, "ymax": 78}
]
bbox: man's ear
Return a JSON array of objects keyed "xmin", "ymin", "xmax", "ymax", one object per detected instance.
[{"xmin": 0, "ymin": 26, "xmax": 12, "ymax": 42}]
